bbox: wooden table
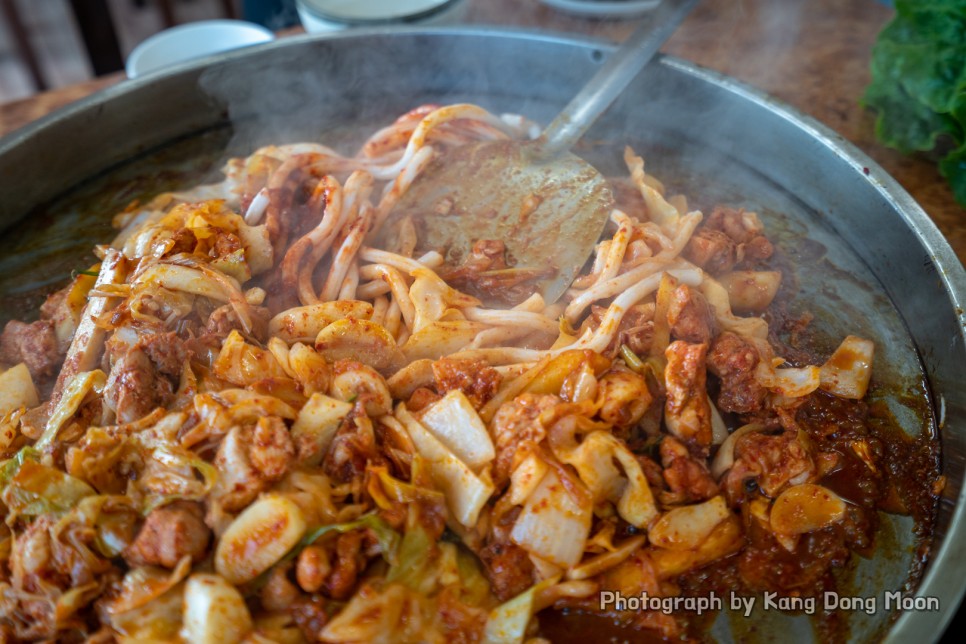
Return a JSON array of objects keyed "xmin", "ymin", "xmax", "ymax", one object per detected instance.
[{"xmin": 1, "ymin": 0, "xmax": 962, "ymax": 258}]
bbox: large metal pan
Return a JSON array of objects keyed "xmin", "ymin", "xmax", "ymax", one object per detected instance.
[{"xmin": 0, "ymin": 28, "xmax": 964, "ymax": 642}]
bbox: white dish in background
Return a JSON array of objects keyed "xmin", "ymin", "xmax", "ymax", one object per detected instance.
[
  {"xmin": 539, "ymin": 0, "xmax": 661, "ymax": 18},
  {"xmin": 297, "ymin": 0, "xmax": 467, "ymax": 32},
  {"xmin": 126, "ymin": 20, "xmax": 275, "ymax": 79}
]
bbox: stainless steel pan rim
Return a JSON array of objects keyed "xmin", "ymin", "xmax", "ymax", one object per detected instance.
[{"xmin": 1, "ymin": 26, "xmax": 964, "ymax": 642}]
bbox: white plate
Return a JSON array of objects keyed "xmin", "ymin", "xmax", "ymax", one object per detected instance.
[
  {"xmin": 538, "ymin": 0, "xmax": 660, "ymax": 18},
  {"xmin": 126, "ymin": 20, "xmax": 275, "ymax": 79}
]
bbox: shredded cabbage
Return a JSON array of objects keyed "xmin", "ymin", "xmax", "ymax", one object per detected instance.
[
  {"xmin": 36, "ymin": 370, "xmax": 107, "ymax": 450},
  {"xmin": 419, "ymin": 390, "xmax": 495, "ymax": 469},
  {"xmin": 2, "ymin": 460, "xmax": 95, "ymax": 518},
  {"xmin": 482, "ymin": 575, "xmax": 560, "ymax": 644},
  {"xmin": 510, "ymin": 468, "xmax": 593, "ymax": 567},
  {"xmin": 397, "ymin": 404, "xmax": 495, "ymax": 527}
]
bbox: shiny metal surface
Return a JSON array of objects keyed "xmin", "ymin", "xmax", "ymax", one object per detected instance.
[
  {"xmin": 538, "ymin": 0, "xmax": 697, "ymax": 156},
  {"xmin": 0, "ymin": 28, "xmax": 963, "ymax": 642},
  {"xmin": 389, "ymin": 139, "xmax": 614, "ymax": 304}
]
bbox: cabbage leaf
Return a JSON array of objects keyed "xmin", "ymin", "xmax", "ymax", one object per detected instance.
[
  {"xmin": 482, "ymin": 575, "xmax": 559, "ymax": 644},
  {"xmin": 2, "ymin": 459, "xmax": 95, "ymax": 517}
]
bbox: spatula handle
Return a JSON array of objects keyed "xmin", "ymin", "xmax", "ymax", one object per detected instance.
[{"xmin": 536, "ymin": 0, "xmax": 700, "ymax": 158}]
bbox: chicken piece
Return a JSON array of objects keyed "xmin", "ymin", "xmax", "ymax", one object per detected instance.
[
  {"xmin": 137, "ymin": 331, "xmax": 190, "ymax": 378},
  {"xmin": 323, "ymin": 408, "xmax": 384, "ymax": 485},
  {"xmin": 707, "ymin": 332, "xmax": 767, "ymax": 414},
  {"xmin": 8, "ymin": 282, "xmax": 80, "ymax": 371},
  {"xmin": 667, "ymin": 284, "xmax": 715, "ymax": 344},
  {"xmin": 203, "ymin": 303, "xmax": 270, "ymax": 344},
  {"xmin": 637, "ymin": 453, "xmax": 666, "ymax": 490},
  {"xmin": 722, "ymin": 429, "xmax": 815, "ymax": 503},
  {"xmin": 663, "ymin": 341, "xmax": 712, "ymax": 449},
  {"xmin": 705, "ymin": 206, "xmax": 772, "ymax": 251},
  {"xmin": 123, "ymin": 501, "xmax": 211, "ymax": 568},
  {"xmin": 708, "ymin": 206, "xmax": 774, "ymax": 263},
  {"xmin": 742, "ymin": 235, "xmax": 775, "ymax": 263},
  {"xmin": 684, "ymin": 206, "xmax": 775, "ymax": 275},
  {"xmin": 211, "ymin": 231, "xmax": 243, "ymax": 258},
  {"xmin": 478, "ymin": 540, "xmax": 535, "ymax": 601},
  {"xmin": 211, "ymin": 417, "xmax": 295, "ymax": 513},
  {"xmin": 478, "ymin": 504, "xmax": 535, "ymax": 601},
  {"xmin": 588, "ymin": 302, "xmax": 655, "ymax": 357},
  {"xmin": 683, "ymin": 229, "xmax": 737, "ymax": 275},
  {"xmin": 490, "ymin": 393, "xmax": 559, "ymax": 485},
  {"xmin": 620, "ymin": 308, "xmax": 656, "ymax": 357},
  {"xmin": 660, "ymin": 435, "xmax": 719, "ymax": 504},
  {"xmin": 0, "ymin": 320, "xmax": 61, "ymax": 380},
  {"xmin": 104, "ymin": 346, "xmax": 170, "ymax": 424},
  {"xmin": 431, "ymin": 357, "xmax": 502, "ymax": 409},
  {"xmin": 597, "ymin": 368, "xmax": 653, "ymax": 427}
]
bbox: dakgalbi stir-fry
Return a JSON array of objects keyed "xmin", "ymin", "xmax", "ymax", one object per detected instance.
[{"xmin": 0, "ymin": 104, "xmax": 940, "ymax": 642}]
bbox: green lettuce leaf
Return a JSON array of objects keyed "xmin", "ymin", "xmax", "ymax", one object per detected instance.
[
  {"xmin": 940, "ymin": 142, "xmax": 966, "ymax": 205},
  {"xmin": 863, "ymin": 0, "xmax": 966, "ymax": 204}
]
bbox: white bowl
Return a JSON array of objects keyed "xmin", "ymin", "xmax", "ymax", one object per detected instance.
[
  {"xmin": 538, "ymin": 0, "xmax": 660, "ymax": 18},
  {"xmin": 296, "ymin": 0, "xmax": 466, "ymax": 32},
  {"xmin": 126, "ymin": 20, "xmax": 275, "ymax": 79}
]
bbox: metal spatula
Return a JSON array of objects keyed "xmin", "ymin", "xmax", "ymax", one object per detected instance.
[{"xmin": 389, "ymin": 0, "xmax": 698, "ymax": 304}]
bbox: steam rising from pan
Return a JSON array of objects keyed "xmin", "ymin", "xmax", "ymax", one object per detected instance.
[{"xmin": 197, "ymin": 30, "xmax": 611, "ymax": 158}]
